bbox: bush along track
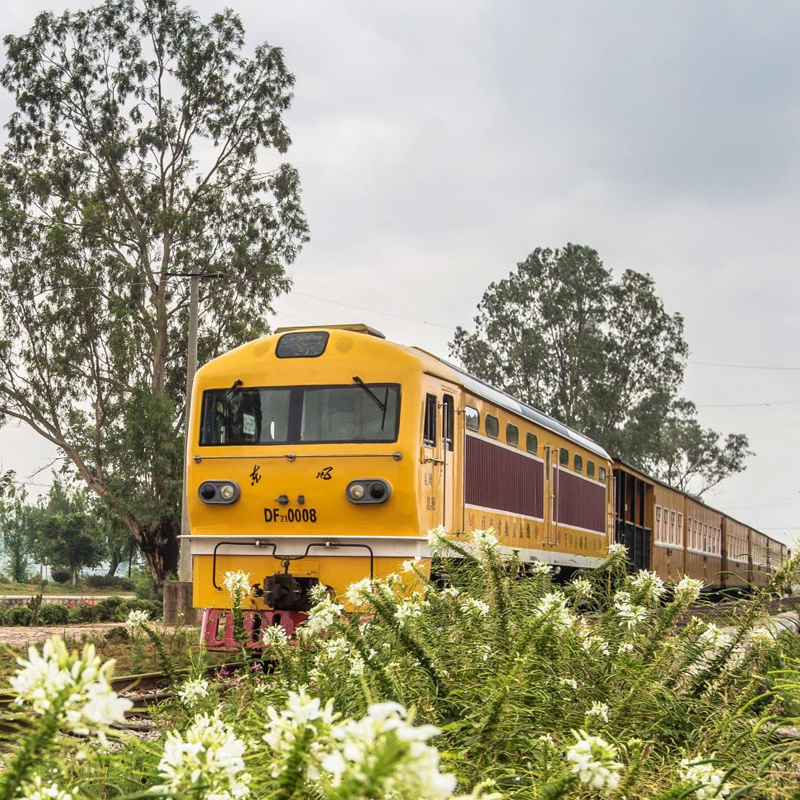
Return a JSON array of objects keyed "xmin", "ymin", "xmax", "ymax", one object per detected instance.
[{"xmin": 1, "ymin": 531, "xmax": 800, "ymax": 799}]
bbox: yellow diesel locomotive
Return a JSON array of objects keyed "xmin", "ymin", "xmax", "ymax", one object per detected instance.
[{"xmin": 187, "ymin": 324, "xmax": 614, "ymax": 647}]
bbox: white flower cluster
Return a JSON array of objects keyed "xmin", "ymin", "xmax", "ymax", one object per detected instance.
[
  {"xmin": 674, "ymin": 576, "xmax": 704, "ymax": 605},
  {"xmin": 585, "ymin": 701, "xmax": 609, "ymax": 724},
  {"xmin": 471, "ymin": 528, "xmax": 499, "ymax": 551},
  {"xmin": 345, "ymin": 578, "xmax": 375, "ymax": 608},
  {"xmin": 9, "ymin": 636, "xmax": 132, "ymax": 741},
  {"xmin": 304, "ymin": 596, "xmax": 344, "ymax": 635},
  {"xmin": 534, "ymin": 591, "xmax": 575, "ymax": 632},
  {"xmin": 426, "ymin": 525, "xmax": 449, "ymax": 554},
  {"xmin": 568, "ymin": 577, "xmax": 594, "ymax": 601},
  {"xmin": 748, "ymin": 626, "xmax": 774, "ymax": 649},
  {"xmin": 460, "ymin": 598, "xmax": 491, "ymax": 617},
  {"xmin": 566, "ymin": 730, "xmax": 623, "ymax": 792},
  {"xmin": 680, "ymin": 758, "xmax": 731, "ymax": 799},
  {"xmin": 177, "ymin": 678, "xmax": 210, "ymax": 708},
  {"xmin": 125, "ymin": 609, "xmax": 150, "ymax": 633},
  {"xmin": 262, "ymin": 625, "xmax": 290, "ymax": 649},
  {"xmin": 222, "ymin": 570, "xmax": 252, "ymax": 605},
  {"xmin": 402, "ymin": 557, "xmax": 423, "ymax": 573},
  {"xmin": 395, "ymin": 599, "xmax": 424, "ymax": 628},
  {"xmin": 440, "ymin": 586, "xmax": 461, "ymax": 599},
  {"xmin": 612, "ymin": 592, "xmax": 647, "ymax": 630},
  {"xmin": 530, "ymin": 560, "xmax": 552, "ymax": 577},
  {"xmin": 16, "ymin": 776, "xmax": 73, "ymax": 800},
  {"xmin": 630, "ymin": 570, "xmax": 665, "ymax": 604},
  {"xmin": 155, "ymin": 711, "xmax": 251, "ymax": 800},
  {"xmin": 697, "ymin": 623, "xmax": 733, "ymax": 654},
  {"xmin": 606, "ymin": 543, "xmax": 627, "ymax": 558},
  {"xmin": 324, "ymin": 702, "xmax": 457, "ymax": 799}
]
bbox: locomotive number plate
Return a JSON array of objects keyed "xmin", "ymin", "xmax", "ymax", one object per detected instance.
[{"xmin": 264, "ymin": 507, "xmax": 318, "ymax": 523}]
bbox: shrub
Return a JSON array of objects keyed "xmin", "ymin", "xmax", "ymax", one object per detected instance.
[
  {"xmin": 67, "ymin": 607, "xmax": 84, "ymax": 624},
  {"xmin": 85, "ymin": 575, "xmax": 135, "ymax": 591},
  {"xmin": 51, "ymin": 569, "xmax": 71, "ymax": 585},
  {"xmin": 0, "ymin": 607, "xmax": 8, "ymax": 625},
  {"xmin": 96, "ymin": 595, "xmax": 125, "ymax": 622},
  {"xmin": 6, "ymin": 606, "xmax": 33, "ymax": 626},
  {"xmin": 79, "ymin": 604, "xmax": 100, "ymax": 623},
  {"xmin": 131, "ymin": 568, "xmax": 160, "ymax": 602},
  {"xmin": 118, "ymin": 598, "xmax": 162, "ymax": 621},
  {"xmin": 39, "ymin": 604, "xmax": 70, "ymax": 626}
]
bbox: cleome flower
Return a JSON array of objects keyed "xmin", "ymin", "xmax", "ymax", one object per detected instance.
[
  {"xmin": 16, "ymin": 776, "xmax": 74, "ymax": 800},
  {"xmin": 566, "ymin": 730, "xmax": 623, "ymax": 792},
  {"xmin": 304, "ymin": 596, "xmax": 344, "ymax": 635},
  {"xmin": 125, "ymin": 609, "xmax": 150, "ymax": 634},
  {"xmin": 534, "ymin": 591, "xmax": 575, "ymax": 632},
  {"xmin": 395, "ymin": 599, "xmax": 424, "ymax": 628},
  {"xmin": 471, "ymin": 528, "xmax": 499, "ymax": 551},
  {"xmin": 568, "ymin": 577, "xmax": 594, "ymax": 602},
  {"xmin": 612, "ymin": 592, "xmax": 647, "ymax": 630},
  {"xmin": 402, "ymin": 557, "xmax": 423, "ymax": 573},
  {"xmin": 9, "ymin": 636, "xmax": 132, "ymax": 742},
  {"xmin": 155, "ymin": 711, "xmax": 250, "ymax": 799},
  {"xmin": 460, "ymin": 598, "xmax": 491, "ymax": 617},
  {"xmin": 177, "ymin": 678, "xmax": 210, "ymax": 708},
  {"xmin": 530, "ymin": 560, "xmax": 553, "ymax": 577},
  {"xmin": 630, "ymin": 570, "xmax": 666, "ymax": 604},
  {"xmin": 426, "ymin": 525, "xmax": 449, "ymax": 555},
  {"xmin": 262, "ymin": 625, "xmax": 290, "ymax": 649},
  {"xmin": 345, "ymin": 578, "xmax": 375, "ymax": 608},
  {"xmin": 606, "ymin": 543, "xmax": 627, "ymax": 558},
  {"xmin": 680, "ymin": 757, "xmax": 731, "ymax": 799},
  {"xmin": 323, "ymin": 702, "xmax": 457, "ymax": 799},
  {"xmin": 674, "ymin": 577, "xmax": 704, "ymax": 605},
  {"xmin": 222, "ymin": 571, "xmax": 252, "ymax": 605},
  {"xmin": 585, "ymin": 701, "xmax": 609, "ymax": 724}
]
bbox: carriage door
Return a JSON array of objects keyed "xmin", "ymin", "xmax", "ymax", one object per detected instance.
[{"xmin": 420, "ymin": 384, "xmax": 458, "ymax": 533}]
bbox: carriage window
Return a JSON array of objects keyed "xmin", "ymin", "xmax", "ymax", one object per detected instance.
[
  {"xmin": 465, "ymin": 406, "xmax": 479, "ymax": 431},
  {"xmin": 559, "ymin": 447, "xmax": 569, "ymax": 466},
  {"xmin": 200, "ymin": 384, "xmax": 401, "ymax": 445},
  {"xmin": 573, "ymin": 454, "xmax": 583, "ymax": 472},
  {"xmin": 587, "ymin": 461, "xmax": 595, "ymax": 478},
  {"xmin": 485, "ymin": 415, "xmax": 499, "ymax": 438},
  {"xmin": 677, "ymin": 514, "xmax": 683, "ymax": 546},
  {"xmin": 506, "ymin": 423, "xmax": 519, "ymax": 446},
  {"xmin": 526, "ymin": 433, "xmax": 538, "ymax": 454},
  {"xmin": 598, "ymin": 466, "xmax": 606, "ymax": 483},
  {"xmin": 423, "ymin": 394, "xmax": 437, "ymax": 447},
  {"xmin": 443, "ymin": 395, "xmax": 454, "ymax": 452}
]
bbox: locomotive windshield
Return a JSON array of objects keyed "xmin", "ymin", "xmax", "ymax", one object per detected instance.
[{"xmin": 200, "ymin": 384, "xmax": 401, "ymax": 445}]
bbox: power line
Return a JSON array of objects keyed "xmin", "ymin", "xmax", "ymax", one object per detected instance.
[
  {"xmin": 690, "ymin": 361, "xmax": 800, "ymax": 372},
  {"xmin": 696, "ymin": 398, "xmax": 800, "ymax": 409}
]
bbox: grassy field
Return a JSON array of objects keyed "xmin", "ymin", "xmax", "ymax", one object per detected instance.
[{"xmin": 0, "ymin": 581, "xmax": 134, "ymax": 596}]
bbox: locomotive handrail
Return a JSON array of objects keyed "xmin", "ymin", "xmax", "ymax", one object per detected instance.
[
  {"xmin": 212, "ymin": 540, "xmax": 278, "ymax": 590},
  {"xmin": 194, "ymin": 452, "xmax": 403, "ymax": 463},
  {"xmin": 212, "ymin": 539, "xmax": 375, "ymax": 590}
]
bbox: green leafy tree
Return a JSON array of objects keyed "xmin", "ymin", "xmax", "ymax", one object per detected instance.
[
  {"xmin": 0, "ymin": 472, "xmax": 32, "ymax": 582},
  {"xmin": 0, "ymin": 0, "xmax": 309, "ymax": 587},
  {"xmin": 27, "ymin": 482, "xmax": 106, "ymax": 586},
  {"xmin": 450, "ymin": 244, "xmax": 751, "ymax": 495}
]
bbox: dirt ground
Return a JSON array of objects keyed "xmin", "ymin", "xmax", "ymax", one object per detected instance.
[{"xmin": 0, "ymin": 622, "xmax": 179, "ymax": 649}]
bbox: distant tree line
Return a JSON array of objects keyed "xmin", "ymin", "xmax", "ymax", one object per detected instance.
[
  {"xmin": 450, "ymin": 244, "xmax": 751, "ymax": 496},
  {"xmin": 0, "ymin": 472, "xmax": 137, "ymax": 585}
]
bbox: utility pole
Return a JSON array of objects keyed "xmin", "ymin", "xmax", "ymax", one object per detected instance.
[{"xmin": 179, "ymin": 272, "xmax": 200, "ymax": 582}]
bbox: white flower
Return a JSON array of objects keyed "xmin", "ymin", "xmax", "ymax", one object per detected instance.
[
  {"xmin": 324, "ymin": 702, "xmax": 457, "ymax": 798},
  {"xmin": 534, "ymin": 591, "xmax": 575, "ymax": 632},
  {"xmin": 680, "ymin": 758, "xmax": 731, "ymax": 799},
  {"xmin": 460, "ymin": 598, "xmax": 491, "ymax": 617},
  {"xmin": 630, "ymin": 570, "xmax": 666, "ymax": 604},
  {"xmin": 441, "ymin": 586, "xmax": 461, "ymax": 599},
  {"xmin": 426, "ymin": 526, "xmax": 449, "ymax": 554},
  {"xmin": 304, "ymin": 597, "xmax": 344, "ymax": 635},
  {"xmin": 618, "ymin": 642, "xmax": 635, "ymax": 654},
  {"xmin": 262, "ymin": 625, "xmax": 290, "ymax": 649},
  {"xmin": 471, "ymin": 528, "xmax": 499, "ymax": 551},
  {"xmin": 586, "ymin": 702, "xmax": 609, "ymax": 724},
  {"xmin": 16, "ymin": 776, "xmax": 73, "ymax": 800},
  {"xmin": 566, "ymin": 730, "xmax": 623, "ymax": 792},
  {"xmin": 9, "ymin": 636, "xmax": 132, "ymax": 741},
  {"xmin": 748, "ymin": 626, "xmax": 774, "ymax": 649},
  {"xmin": 222, "ymin": 571, "xmax": 251, "ymax": 605},
  {"xmin": 155, "ymin": 711, "xmax": 250, "ymax": 799},
  {"xmin": 568, "ymin": 577, "xmax": 594, "ymax": 601},
  {"xmin": 125, "ymin": 609, "xmax": 150, "ymax": 634},
  {"xmin": 697, "ymin": 623, "xmax": 732, "ymax": 653},
  {"xmin": 530, "ymin": 560, "xmax": 553, "ymax": 577},
  {"xmin": 345, "ymin": 578, "xmax": 374, "ymax": 607},
  {"xmin": 177, "ymin": 678, "xmax": 210, "ymax": 708},
  {"xmin": 675, "ymin": 577, "xmax": 704, "ymax": 604},
  {"xmin": 559, "ymin": 677, "xmax": 579, "ymax": 690},
  {"xmin": 402, "ymin": 557, "xmax": 423, "ymax": 573},
  {"xmin": 349, "ymin": 656, "xmax": 366, "ymax": 677},
  {"xmin": 394, "ymin": 599, "xmax": 423, "ymax": 627},
  {"xmin": 606, "ymin": 543, "xmax": 627, "ymax": 558},
  {"xmin": 613, "ymin": 592, "xmax": 647, "ymax": 630},
  {"xmin": 309, "ymin": 583, "xmax": 332, "ymax": 605}
]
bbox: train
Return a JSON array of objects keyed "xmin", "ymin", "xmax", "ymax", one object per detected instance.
[{"xmin": 184, "ymin": 324, "xmax": 788, "ymax": 648}]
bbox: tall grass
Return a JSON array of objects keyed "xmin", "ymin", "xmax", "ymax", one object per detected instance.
[{"xmin": 2, "ymin": 533, "xmax": 800, "ymax": 799}]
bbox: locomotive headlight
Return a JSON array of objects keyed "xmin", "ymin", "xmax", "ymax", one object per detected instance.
[
  {"xmin": 349, "ymin": 483, "xmax": 366, "ymax": 500},
  {"xmin": 346, "ymin": 479, "xmax": 391, "ymax": 504},
  {"xmin": 198, "ymin": 480, "xmax": 241, "ymax": 504}
]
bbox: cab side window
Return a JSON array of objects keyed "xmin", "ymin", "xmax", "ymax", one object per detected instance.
[
  {"xmin": 423, "ymin": 394, "xmax": 437, "ymax": 447},
  {"xmin": 442, "ymin": 395, "xmax": 454, "ymax": 452},
  {"xmin": 465, "ymin": 406, "xmax": 479, "ymax": 431}
]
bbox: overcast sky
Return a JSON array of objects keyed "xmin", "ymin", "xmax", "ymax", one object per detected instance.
[{"xmin": 1, "ymin": 1, "xmax": 799, "ymax": 545}]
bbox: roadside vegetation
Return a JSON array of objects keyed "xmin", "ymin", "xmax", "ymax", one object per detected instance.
[{"xmin": 1, "ymin": 533, "xmax": 798, "ymax": 800}]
